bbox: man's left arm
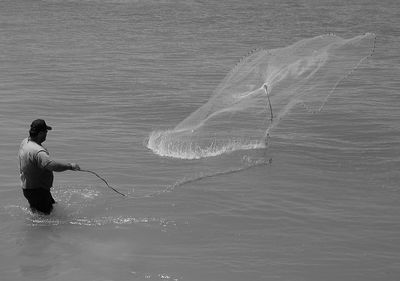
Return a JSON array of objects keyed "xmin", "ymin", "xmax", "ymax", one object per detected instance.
[{"xmin": 37, "ymin": 151, "xmax": 80, "ymax": 172}]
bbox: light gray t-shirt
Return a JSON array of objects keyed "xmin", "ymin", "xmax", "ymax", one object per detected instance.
[{"xmin": 18, "ymin": 138, "xmax": 54, "ymax": 190}]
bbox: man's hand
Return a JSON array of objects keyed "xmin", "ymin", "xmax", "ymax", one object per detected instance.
[{"xmin": 70, "ymin": 163, "xmax": 81, "ymax": 171}]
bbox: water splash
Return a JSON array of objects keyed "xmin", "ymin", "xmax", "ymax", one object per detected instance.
[{"xmin": 148, "ymin": 33, "xmax": 376, "ymax": 159}]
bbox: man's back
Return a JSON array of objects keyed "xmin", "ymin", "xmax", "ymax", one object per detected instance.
[{"xmin": 18, "ymin": 138, "xmax": 53, "ymax": 190}]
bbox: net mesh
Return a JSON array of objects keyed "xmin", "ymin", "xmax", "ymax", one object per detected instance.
[{"xmin": 148, "ymin": 33, "xmax": 376, "ymax": 159}]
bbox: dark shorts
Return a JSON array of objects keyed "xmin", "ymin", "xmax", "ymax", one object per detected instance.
[{"xmin": 23, "ymin": 189, "xmax": 56, "ymax": 215}]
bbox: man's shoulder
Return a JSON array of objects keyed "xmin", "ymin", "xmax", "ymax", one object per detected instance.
[
  {"xmin": 20, "ymin": 138, "xmax": 48, "ymax": 155},
  {"xmin": 19, "ymin": 137, "xmax": 29, "ymax": 147}
]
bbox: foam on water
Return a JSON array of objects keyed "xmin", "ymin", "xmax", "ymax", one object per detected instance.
[{"xmin": 147, "ymin": 130, "xmax": 265, "ymax": 159}]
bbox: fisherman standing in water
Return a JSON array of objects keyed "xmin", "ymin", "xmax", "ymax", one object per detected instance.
[{"xmin": 18, "ymin": 119, "xmax": 81, "ymax": 214}]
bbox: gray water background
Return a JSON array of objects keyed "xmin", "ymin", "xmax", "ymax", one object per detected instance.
[{"xmin": 0, "ymin": 0, "xmax": 399, "ymax": 280}]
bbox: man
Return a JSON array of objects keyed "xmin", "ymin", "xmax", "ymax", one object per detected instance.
[{"xmin": 18, "ymin": 119, "xmax": 81, "ymax": 214}]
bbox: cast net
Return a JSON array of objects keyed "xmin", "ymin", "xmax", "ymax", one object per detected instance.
[{"xmin": 148, "ymin": 33, "xmax": 376, "ymax": 159}]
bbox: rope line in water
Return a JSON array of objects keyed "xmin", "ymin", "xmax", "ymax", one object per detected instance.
[
  {"xmin": 80, "ymin": 155, "xmax": 272, "ymax": 199},
  {"xmin": 128, "ymin": 157, "xmax": 273, "ymax": 199},
  {"xmin": 263, "ymin": 84, "xmax": 274, "ymax": 123},
  {"xmin": 80, "ymin": 169, "xmax": 126, "ymax": 197}
]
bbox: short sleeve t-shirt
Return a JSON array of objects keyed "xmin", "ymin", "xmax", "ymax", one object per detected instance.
[{"xmin": 18, "ymin": 138, "xmax": 54, "ymax": 190}]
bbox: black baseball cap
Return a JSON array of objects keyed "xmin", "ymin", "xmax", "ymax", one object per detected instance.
[{"xmin": 30, "ymin": 119, "xmax": 52, "ymax": 134}]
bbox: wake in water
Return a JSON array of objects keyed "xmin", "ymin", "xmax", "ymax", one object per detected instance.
[{"xmin": 147, "ymin": 33, "xmax": 376, "ymax": 159}]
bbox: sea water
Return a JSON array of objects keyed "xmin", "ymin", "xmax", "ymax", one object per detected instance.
[{"xmin": 0, "ymin": 0, "xmax": 399, "ymax": 280}]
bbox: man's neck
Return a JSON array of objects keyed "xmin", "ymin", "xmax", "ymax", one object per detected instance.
[{"xmin": 29, "ymin": 137, "xmax": 42, "ymax": 145}]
